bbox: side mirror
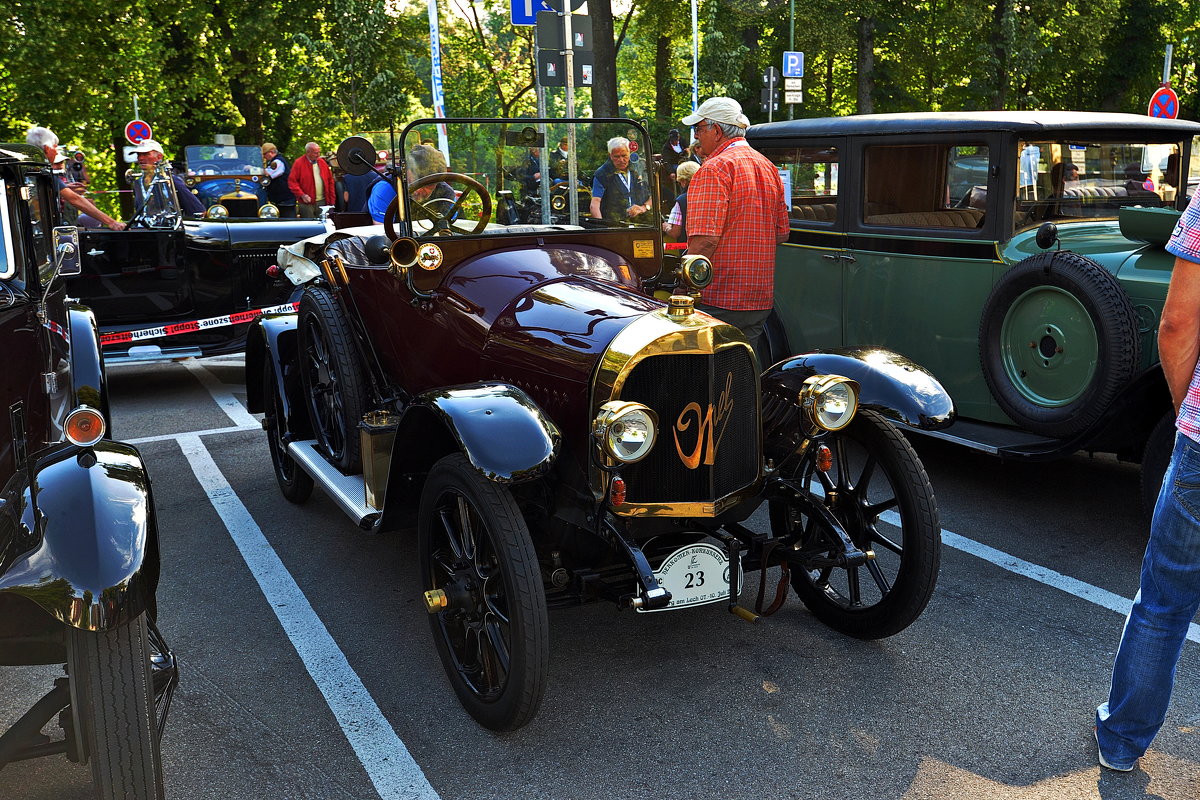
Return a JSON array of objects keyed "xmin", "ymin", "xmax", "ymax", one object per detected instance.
[
  {"xmin": 52, "ymin": 226, "xmax": 81, "ymax": 277},
  {"xmin": 1035, "ymin": 222, "xmax": 1059, "ymax": 250}
]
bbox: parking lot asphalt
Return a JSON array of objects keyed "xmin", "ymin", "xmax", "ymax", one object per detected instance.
[{"xmin": 1, "ymin": 356, "xmax": 1197, "ymax": 800}]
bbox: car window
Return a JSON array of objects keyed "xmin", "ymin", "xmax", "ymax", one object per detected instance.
[
  {"xmin": 862, "ymin": 143, "xmax": 988, "ymax": 229},
  {"xmin": 1015, "ymin": 140, "xmax": 1180, "ymax": 230},
  {"xmin": 759, "ymin": 146, "xmax": 839, "ymax": 225},
  {"xmin": 22, "ymin": 173, "xmax": 52, "ymax": 282},
  {"xmin": 396, "ymin": 120, "xmax": 658, "ymax": 238},
  {"xmin": 185, "ymin": 145, "xmax": 265, "ymax": 177},
  {"xmin": 0, "ymin": 178, "xmax": 18, "ymax": 281}
]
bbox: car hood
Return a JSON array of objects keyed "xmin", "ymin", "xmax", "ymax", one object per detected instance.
[{"xmin": 1002, "ymin": 219, "xmax": 1160, "ymax": 272}]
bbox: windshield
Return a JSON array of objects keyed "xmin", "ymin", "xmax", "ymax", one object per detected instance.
[
  {"xmin": 394, "ymin": 119, "xmax": 659, "ymax": 238},
  {"xmin": 1015, "ymin": 140, "xmax": 1183, "ymax": 229},
  {"xmin": 185, "ymin": 145, "xmax": 265, "ymax": 177}
]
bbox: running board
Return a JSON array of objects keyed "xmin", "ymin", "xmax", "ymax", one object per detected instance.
[{"xmin": 287, "ymin": 440, "xmax": 380, "ymax": 530}]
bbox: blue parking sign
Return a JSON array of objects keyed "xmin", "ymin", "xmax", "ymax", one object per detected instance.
[
  {"xmin": 783, "ymin": 51, "xmax": 804, "ymax": 78},
  {"xmin": 512, "ymin": 0, "xmax": 554, "ymax": 25}
]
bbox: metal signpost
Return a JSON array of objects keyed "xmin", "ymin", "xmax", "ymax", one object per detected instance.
[
  {"xmin": 1148, "ymin": 45, "xmax": 1179, "ymax": 120},
  {"xmin": 761, "ymin": 66, "xmax": 780, "ymax": 122},
  {"xmin": 531, "ymin": 0, "xmax": 587, "ymax": 224}
]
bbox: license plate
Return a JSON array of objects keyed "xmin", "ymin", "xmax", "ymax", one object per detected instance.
[{"xmin": 636, "ymin": 543, "xmax": 738, "ymax": 613}]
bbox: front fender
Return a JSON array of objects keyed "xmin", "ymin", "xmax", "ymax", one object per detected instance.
[
  {"xmin": 246, "ymin": 313, "xmax": 306, "ymax": 432},
  {"xmin": 762, "ymin": 348, "xmax": 955, "ymax": 432},
  {"xmin": 67, "ymin": 303, "xmax": 110, "ymax": 424},
  {"xmin": 404, "ymin": 383, "xmax": 561, "ymax": 483},
  {"xmin": 0, "ymin": 441, "xmax": 159, "ymax": 632}
]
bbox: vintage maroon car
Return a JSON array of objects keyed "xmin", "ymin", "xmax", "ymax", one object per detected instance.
[
  {"xmin": 0, "ymin": 143, "xmax": 175, "ymax": 796},
  {"xmin": 248, "ymin": 120, "xmax": 955, "ymax": 731}
]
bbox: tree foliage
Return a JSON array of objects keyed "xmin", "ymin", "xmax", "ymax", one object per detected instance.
[{"xmin": 3, "ymin": 0, "xmax": 1199, "ymax": 216}]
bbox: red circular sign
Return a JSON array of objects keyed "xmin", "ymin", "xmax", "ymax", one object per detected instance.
[
  {"xmin": 1148, "ymin": 86, "xmax": 1179, "ymax": 119},
  {"xmin": 629, "ymin": 141, "xmax": 639, "ymax": 153},
  {"xmin": 125, "ymin": 119, "xmax": 153, "ymax": 145}
]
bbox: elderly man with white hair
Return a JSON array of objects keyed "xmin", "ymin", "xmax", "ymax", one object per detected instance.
[
  {"xmin": 682, "ymin": 97, "xmax": 789, "ymax": 358},
  {"xmin": 25, "ymin": 126, "xmax": 125, "ymax": 230},
  {"xmin": 589, "ymin": 136, "xmax": 650, "ymax": 223}
]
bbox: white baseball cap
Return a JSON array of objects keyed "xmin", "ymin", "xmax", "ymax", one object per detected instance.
[
  {"xmin": 133, "ymin": 139, "xmax": 165, "ymax": 155},
  {"xmin": 682, "ymin": 97, "xmax": 750, "ymax": 129}
]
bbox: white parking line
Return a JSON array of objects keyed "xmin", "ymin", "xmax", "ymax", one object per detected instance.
[
  {"xmin": 182, "ymin": 359, "xmax": 261, "ymax": 429},
  {"xmin": 128, "ymin": 423, "xmax": 260, "ymax": 445},
  {"xmin": 177, "ymin": 434, "xmax": 440, "ymax": 800},
  {"xmin": 881, "ymin": 510, "xmax": 1200, "ymax": 644}
]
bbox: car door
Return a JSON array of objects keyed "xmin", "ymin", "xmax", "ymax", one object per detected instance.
[
  {"xmin": 842, "ymin": 133, "xmax": 1006, "ymax": 420},
  {"xmin": 73, "ymin": 226, "xmax": 188, "ymax": 324},
  {"xmin": 758, "ymin": 139, "xmax": 849, "ymax": 352}
]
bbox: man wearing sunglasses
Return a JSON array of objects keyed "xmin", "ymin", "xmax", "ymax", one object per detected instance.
[{"xmin": 682, "ymin": 97, "xmax": 789, "ymax": 359}]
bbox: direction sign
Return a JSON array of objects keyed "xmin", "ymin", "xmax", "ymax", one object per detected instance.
[
  {"xmin": 1149, "ymin": 85, "xmax": 1179, "ymax": 119},
  {"xmin": 124, "ymin": 119, "xmax": 153, "ymax": 145},
  {"xmin": 512, "ymin": 0, "xmax": 554, "ymax": 26},
  {"xmin": 783, "ymin": 51, "xmax": 805, "ymax": 78}
]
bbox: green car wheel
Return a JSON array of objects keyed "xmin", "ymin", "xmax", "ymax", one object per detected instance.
[{"xmin": 979, "ymin": 251, "xmax": 1140, "ymax": 439}]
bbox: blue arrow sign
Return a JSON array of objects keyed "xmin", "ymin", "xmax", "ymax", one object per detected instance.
[{"xmin": 512, "ymin": 0, "xmax": 554, "ymax": 26}]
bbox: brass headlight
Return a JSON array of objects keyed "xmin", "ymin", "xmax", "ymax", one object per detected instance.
[
  {"xmin": 678, "ymin": 254, "xmax": 713, "ymax": 291},
  {"xmin": 206, "ymin": 204, "xmax": 229, "ymax": 219},
  {"xmin": 551, "ymin": 194, "xmax": 567, "ymax": 211},
  {"xmin": 258, "ymin": 203, "xmax": 280, "ymax": 219},
  {"xmin": 593, "ymin": 401, "xmax": 658, "ymax": 463},
  {"xmin": 799, "ymin": 375, "xmax": 859, "ymax": 432}
]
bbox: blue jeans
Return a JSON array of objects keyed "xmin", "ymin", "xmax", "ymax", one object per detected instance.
[{"xmin": 1096, "ymin": 431, "xmax": 1200, "ymax": 768}]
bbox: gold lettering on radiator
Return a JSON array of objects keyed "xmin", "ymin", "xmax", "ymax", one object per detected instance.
[{"xmin": 673, "ymin": 372, "xmax": 734, "ymax": 469}]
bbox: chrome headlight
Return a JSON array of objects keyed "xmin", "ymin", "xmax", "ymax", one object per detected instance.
[
  {"xmin": 678, "ymin": 254, "xmax": 713, "ymax": 291},
  {"xmin": 258, "ymin": 203, "xmax": 280, "ymax": 219},
  {"xmin": 206, "ymin": 204, "xmax": 229, "ymax": 219},
  {"xmin": 593, "ymin": 401, "xmax": 658, "ymax": 463},
  {"xmin": 799, "ymin": 375, "xmax": 859, "ymax": 432}
]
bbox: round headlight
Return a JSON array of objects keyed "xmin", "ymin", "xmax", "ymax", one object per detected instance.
[
  {"xmin": 800, "ymin": 375, "xmax": 859, "ymax": 432},
  {"xmin": 206, "ymin": 204, "xmax": 229, "ymax": 219},
  {"xmin": 258, "ymin": 203, "xmax": 280, "ymax": 219},
  {"xmin": 65, "ymin": 406, "xmax": 106, "ymax": 446},
  {"xmin": 551, "ymin": 195, "xmax": 567, "ymax": 211},
  {"xmin": 593, "ymin": 401, "xmax": 658, "ymax": 463},
  {"xmin": 679, "ymin": 254, "xmax": 713, "ymax": 290}
]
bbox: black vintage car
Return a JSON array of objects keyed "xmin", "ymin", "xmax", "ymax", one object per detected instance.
[
  {"xmin": 69, "ymin": 164, "xmax": 325, "ymax": 362},
  {"xmin": 0, "ymin": 144, "xmax": 176, "ymax": 796},
  {"xmin": 248, "ymin": 120, "xmax": 955, "ymax": 731}
]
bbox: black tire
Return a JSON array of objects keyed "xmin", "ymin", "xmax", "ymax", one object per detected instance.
[
  {"xmin": 979, "ymin": 251, "xmax": 1140, "ymax": 438},
  {"xmin": 298, "ymin": 286, "xmax": 368, "ymax": 473},
  {"xmin": 769, "ymin": 409, "xmax": 940, "ymax": 639},
  {"xmin": 263, "ymin": 362, "xmax": 314, "ymax": 503},
  {"xmin": 1141, "ymin": 412, "xmax": 1175, "ymax": 518},
  {"xmin": 418, "ymin": 454, "xmax": 549, "ymax": 731},
  {"xmin": 67, "ymin": 614, "xmax": 164, "ymax": 800}
]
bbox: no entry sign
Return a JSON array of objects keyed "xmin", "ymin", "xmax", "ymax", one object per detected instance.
[
  {"xmin": 125, "ymin": 119, "xmax": 153, "ymax": 144},
  {"xmin": 1148, "ymin": 85, "xmax": 1179, "ymax": 119}
]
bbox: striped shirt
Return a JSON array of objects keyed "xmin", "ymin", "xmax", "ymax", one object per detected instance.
[
  {"xmin": 686, "ymin": 138, "xmax": 790, "ymax": 310},
  {"xmin": 1165, "ymin": 196, "xmax": 1200, "ymax": 442}
]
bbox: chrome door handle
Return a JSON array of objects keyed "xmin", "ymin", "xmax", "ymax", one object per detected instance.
[
  {"xmin": 822, "ymin": 253, "xmax": 838, "ymax": 261},
  {"xmin": 839, "ymin": 254, "xmax": 856, "ymax": 263},
  {"xmin": 86, "ymin": 248, "xmax": 105, "ymax": 256}
]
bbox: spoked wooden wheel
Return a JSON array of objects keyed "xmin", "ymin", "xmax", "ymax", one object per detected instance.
[
  {"xmin": 418, "ymin": 454, "xmax": 548, "ymax": 731},
  {"xmin": 769, "ymin": 409, "xmax": 941, "ymax": 639}
]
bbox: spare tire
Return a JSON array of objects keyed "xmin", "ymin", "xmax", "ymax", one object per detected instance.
[{"xmin": 979, "ymin": 251, "xmax": 1140, "ymax": 439}]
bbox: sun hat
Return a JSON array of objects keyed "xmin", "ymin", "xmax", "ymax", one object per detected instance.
[
  {"xmin": 682, "ymin": 97, "xmax": 750, "ymax": 129},
  {"xmin": 133, "ymin": 139, "xmax": 165, "ymax": 156},
  {"xmin": 262, "ymin": 142, "xmax": 277, "ymax": 155}
]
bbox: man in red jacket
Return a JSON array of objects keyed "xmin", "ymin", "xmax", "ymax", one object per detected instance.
[{"xmin": 288, "ymin": 141, "xmax": 334, "ymax": 218}]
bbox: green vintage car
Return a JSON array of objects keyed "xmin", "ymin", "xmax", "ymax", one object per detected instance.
[{"xmin": 747, "ymin": 111, "xmax": 1200, "ymax": 510}]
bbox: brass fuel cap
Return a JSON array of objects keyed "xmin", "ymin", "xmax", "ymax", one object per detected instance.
[{"xmin": 666, "ymin": 295, "xmax": 695, "ymax": 319}]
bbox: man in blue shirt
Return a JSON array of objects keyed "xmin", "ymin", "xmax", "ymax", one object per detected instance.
[{"xmin": 588, "ymin": 137, "xmax": 649, "ymax": 224}]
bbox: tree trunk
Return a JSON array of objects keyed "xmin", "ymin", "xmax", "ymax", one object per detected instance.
[
  {"xmin": 591, "ymin": 0, "xmax": 619, "ymax": 117},
  {"xmin": 655, "ymin": 35, "xmax": 673, "ymax": 123},
  {"xmin": 743, "ymin": 27, "xmax": 760, "ymax": 117},
  {"xmin": 991, "ymin": 2, "xmax": 1008, "ymax": 110},
  {"xmin": 856, "ymin": 16, "xmax": 875, "ymax": 114}
]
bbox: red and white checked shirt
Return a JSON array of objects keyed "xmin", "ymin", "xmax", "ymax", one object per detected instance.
[
  {"xmin": 686, "ymin": 138, "xmax": 790, "ymax": 310},
  {"xmin": 1165, "ymin": 196, "xmax": 1200, "ymax": 443}
]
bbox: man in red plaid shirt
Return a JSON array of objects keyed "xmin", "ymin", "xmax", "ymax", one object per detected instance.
[{"xmin": 683, "ymin": 97, "xmax": 790, "ymax": 358}]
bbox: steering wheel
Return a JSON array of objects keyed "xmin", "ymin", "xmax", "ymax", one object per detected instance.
[{"xmin": 407, "ymin": 172, "xmax": 492, "ymax": 236}]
